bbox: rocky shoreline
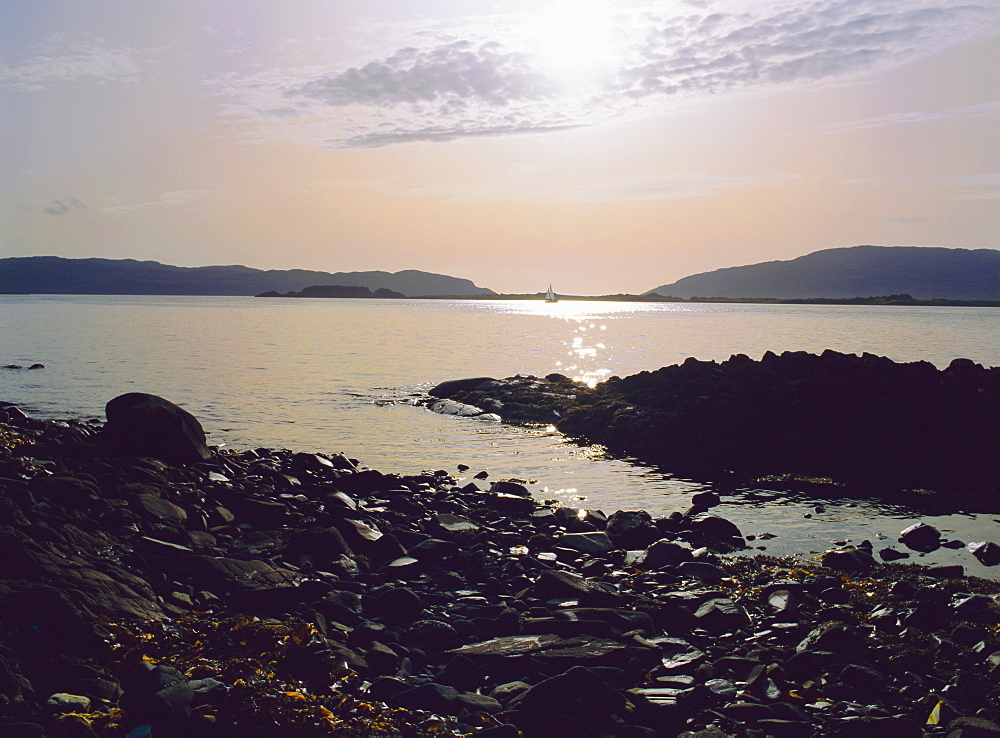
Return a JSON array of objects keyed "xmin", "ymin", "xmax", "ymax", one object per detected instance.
[
  {"xmin": 1, "ymin": 394, "xmax": 999, "ymax": 737},
  {"xmin": 424, "ymin": 350, "xmax": 1000, "ymax": 510}
]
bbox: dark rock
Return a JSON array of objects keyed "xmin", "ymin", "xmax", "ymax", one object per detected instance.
[
  {"xmin": 558, "ymin": 532, "xmax": 615, "ymax": 556},
  {"xmin": 488, "ymin": 681, "xmax": 532, "ymax": 704},
  {"xmin": 365, "ymin": 585, "xmax": 424, "ymax": 624},
  {"xmin": 100, "ymin": 393, "xmax": 211, "ymax": 464},
  {"xmin": 188, "ymin": 677, "xmax": 228, "ymax": 707},
  {"xmin": 796, "ymin": 621, "xmax": 863, "ymax": 656},
  {"xmin": 676, "ymin": 561, "xmax": 724, "ymax": 583},
  {"xmin": 134, "ymin": 493, "xmax": 187, "ymax": 524},
  {"xmin": 638, "ymin": 539, "xmax": 693, "ymax": 569},
  {"xmin": 606, "ymin": 510, "xmax": 660, "ymax": 549},
  {"xmin": 927, "ymin": 564, "xmax": 964, "ymax": 579},
  {"xmin": 556, "ymin": 608, "xmax": 656, "ymax": 638},
  {"xmin": 429, "ymin": 377, "xmax": 495, "ymax": 399},
  {"xmin": 899, "ymin": 522, "xmax": 942, "ymax": 552},
  {"xmin": 946, "ymin": 716, "xmax": 1000, "ymax": 735},
  {"xmin": 822, "ymin": 547, "xmax": 875, "ymax": 572},
  {"xmin": 284, "ymin": 526, "xmax": 354, "ymax": 563},
  {"xmin": 691, "ymin": 491, "xmax": 721, "ymax": 508},
  {"xmin": 432, "ymin": 513, "xmax": 480, "ymax": 536},
  {"xmin": 529, "ymin": 569, "xmax": 624, "ymax": 607},
  {"xmin": 363, "ymin": 642, "xmax": 401, "ymax": 676},
  {"xmin": 435, "ymin": 654, "xmax": 483, "ymax": 691},
  {"xmin": 388, "ymin": 682, "xmax": 461, "ymax": 714},
  {"xmin": 953, "ymin": 594, "xmax": 994, "ymax": 620},
  {"xmin": 968, "ymin": 541, "xmax": 1000, "ymax": 566},
  {"xmin": 686, "ymin": 513, "xmax": 743, "ymax": 545},
  {"xmin": 693, "ymin": 598, "xmax": 750, "ymax": 632},
  {"xmin": 507, "ymin": 666, "xmax": 627, "ymax": 736},
  {"xmin": 879, "ymin": 547, "xmax": 910, "ymax": 562},
  {"xmin": 407, "ymin": 619, "xmax": 460, "ymax": 651}
]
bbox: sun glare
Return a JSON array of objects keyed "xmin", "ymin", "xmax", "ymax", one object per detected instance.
[{"xmin": 530, "ymin": 3, "xmax": 624, "ymax": 90}]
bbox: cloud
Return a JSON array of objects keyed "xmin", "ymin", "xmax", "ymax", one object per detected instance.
[
  {"xmin": 104, "ymin": 190, "xmax": 213, "ymax": 213},
  {"xmin": 217, "ymin": 0, "xmax": 997, "ymax": 148},
  {"xmin": 293, "ymin": 41, "xmax": 553, "ymax": 107},
  {"xmin": 42, "ymin": 198, "xmax": 87, "ymax": 215},
  {"xmin": 0, "ymin": 35, "xmax": 141, "ymax": 91},
  {"xmin": 320, "ymin": 171, "xmax": 797, "ymax": 204},
  {"xmin": 820, "ymin": 100, "xmax": 1000, "ymax": 133},
  {"xmin": 935, "ymin": 173, "xmax": 1000, "ymax": 200}
]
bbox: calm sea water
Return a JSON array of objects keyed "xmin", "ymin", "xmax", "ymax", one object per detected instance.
[{"xmin": 3, "ymin": 295, "xmax": 1000, "ymax": 574}]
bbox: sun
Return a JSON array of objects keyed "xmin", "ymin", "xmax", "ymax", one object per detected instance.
[{"xmin": 529, "ymin": 2, "xmax": 625, "ymax": 90}]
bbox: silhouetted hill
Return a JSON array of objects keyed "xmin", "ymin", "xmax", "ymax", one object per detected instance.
[
  {"xmin": 0, "ymin": 257, "xmax": 495, "ymax": 297},
  {"xmin": 258, "ymin": 285, "xmax": 406, "ymax": 299},
  {"xmin": 646, "ymin": 246, "xmax": 1000, "ymax": 300}
]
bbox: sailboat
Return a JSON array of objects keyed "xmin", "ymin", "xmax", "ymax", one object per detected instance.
[{"xmin": 545, "ymin": 284, "xmax": 558, "ymax": 303}]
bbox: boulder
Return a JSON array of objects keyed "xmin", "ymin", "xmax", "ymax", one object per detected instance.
[
  {"xmin": 529, "ymin": 570, "xmax": 624, "ymax": 607},
  {"xmin": 101, "ymin": 393, "xmax": 211, "ymax": 464},
  {"xmin": 968, "ymin": 541, "xmax": 1000, "ymax": 566},
  {"xmin": 507, "ymin": 666, "xmax": 627, "ymax": 736},
  {"xmin": 606, "ymin": 511, "xmax": 660, "ymax": 549},
  {"xmin": 899, "ymin": 522, "xmax": 941, "ymax": 552}
]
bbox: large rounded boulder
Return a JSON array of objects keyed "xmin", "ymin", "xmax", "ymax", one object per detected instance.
[{"xmin": 100, "ymin": 393, "xmax": 211, "ymax": 464}]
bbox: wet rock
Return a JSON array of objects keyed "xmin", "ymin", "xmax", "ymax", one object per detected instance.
[
  {"xmin": 879, "ymin": 547, "xmax": 909, "ymax": 562},
  {"xmin": 797, "ymin": 621, "xmax": 863, "ymax": 656},
  {"xmin": 822, "ymin": 547, "xmax": 875, "ymax": 572},
  {"xmin": 558, "ymin": 532, "xmax": 615, "ymax": 556},
  {"xmin": 428, "ymin": 399, "xmax": 486, "ymax": 417},
  {"xmin": 284, "ymin": 526, "xmax": 354, "ymax": 563},
  {"xmin": 947, "ymin": 715, "xmax": 1000, "ymax": 736},
  {"xmin": 899, "ymin": 522, "xmax": 942, "ymax": 552},
  {"xmin": 606, "ymin": 510, "xmax": 660, "ymax": 549},
  {"xmin": 507, "ymin": 666, "xmax": 627, "ymax": 736},
  {"xmin": 688, "ymin": 513, "xmax": 743, "ymax": 541},
  {"xmin": 638, "ymin": 539, "xmax": 693, "ymax": 569},
  {"xmin": 676, "ymin": 561, "xmax": 724, "ymax": 584},
  {"xmin": 969, "ymin": 541, "xmax": 1000, "ymax": 566},
  {"xmin": 693, "ymin": 598, "xmax": 750, "ymax": 632},
  {"xmin": 528, "ymin": 569, "xmax": 624, "ymax": 607},
  {"xmin": 691, "ymin": 491, "xmax": 721, "ymax": 508},
  {"xmin": 365, "ymin": 585, "xmax": 425, "ymax": 624},
  {"xmin": 134, "ymin": 493, "xmax": 187, "ymax": 524},
  {"xmin": 488, "ymin": 680, "xmax": 532, "ymax": 704},
  {"xmin": 45, "ymin": 693, "xmax": 91, "ymax": 713},
  {"xmin": 432, "ymin": 513, "xmax": 480, "ymax": 536}
]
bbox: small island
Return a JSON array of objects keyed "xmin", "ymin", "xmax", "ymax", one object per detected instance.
[{"xmin": 256, "ymin": 284, "xmax": 406, "ymax": 299}]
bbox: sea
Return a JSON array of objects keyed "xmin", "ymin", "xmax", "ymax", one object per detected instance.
[{"xmin": 3, "ymin": 295, "xmax": 1000, "ymax": 576}]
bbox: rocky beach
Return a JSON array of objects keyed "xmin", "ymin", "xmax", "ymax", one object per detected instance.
[{"xmin": 1, "ymin": 384, "xmax": 999, "ymax": 737}]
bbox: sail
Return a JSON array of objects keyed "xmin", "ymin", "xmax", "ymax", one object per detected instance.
[{"xmin": 545, "ymin": 284, "xmax": 557, "ymax": 302}]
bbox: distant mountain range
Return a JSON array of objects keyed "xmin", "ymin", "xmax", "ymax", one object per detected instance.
[
  {"xmin": 0, "ymin": 256, "xmax": 495, "ymax": 297},
  {"xmin": 647, "ymin": 246, "xmax": 1000, "ymax": 300}
]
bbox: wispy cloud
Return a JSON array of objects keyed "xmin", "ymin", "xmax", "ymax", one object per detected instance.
[
  {"xmin": 935, "ymin": 173, "xmax": 1000, "ymax": 200},
  {"xmin": 820, "ymin": 100, "xmax": 1000, "ymax": 133},
  {"xmin": 213, "ymin": 0, "xmax": 997, "ymax": 148},
  {"xmin": 104, "ymin": 190, "xmax": 213, "ymax": 213},
  {"xmin": 41, "ymin": 197, "xmax": 87, "ymax": 215},
  {"xmin": 318, "ymin": 171, "xmax": 797, "ymax": 204},
  {"xmin": 0, "ymin": 35, "xmax": 141, "ymax": 91}
]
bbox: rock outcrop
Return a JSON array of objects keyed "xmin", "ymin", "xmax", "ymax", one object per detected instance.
[{"xmin": 426, "ymin": 351, "xmax": 1000, "ymax": 505}]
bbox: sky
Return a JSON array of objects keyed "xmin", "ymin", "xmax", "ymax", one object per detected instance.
[{"xmin": 1, "ymin": 0, "xmax": 998, "ymax": 294}]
